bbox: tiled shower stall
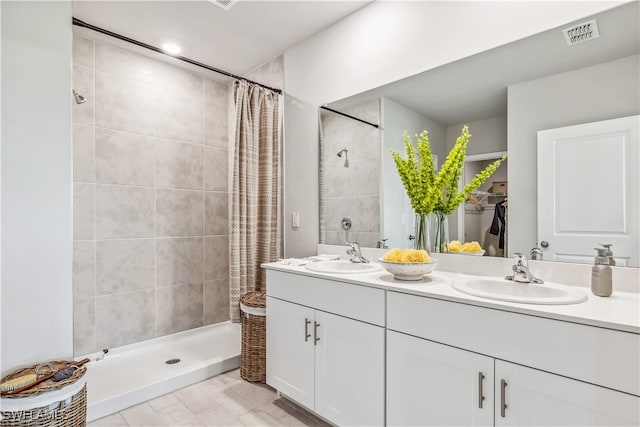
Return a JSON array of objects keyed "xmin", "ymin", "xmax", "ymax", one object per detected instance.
[
  {"xmin": 319, "ymin": 99, "xmax": 381, "ymax": 248},
  {"xmin": 72, "ymin": 36, "xmax": 231, "ymax": 355}
]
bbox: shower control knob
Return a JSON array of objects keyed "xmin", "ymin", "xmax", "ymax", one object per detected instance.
[
  {"xmin": 408, "ymin": 235, "xmax": 415, "ymax": 241},
  {"xmin": 540, "ymin": 240, "xmax": 549, "ymax": 248}
]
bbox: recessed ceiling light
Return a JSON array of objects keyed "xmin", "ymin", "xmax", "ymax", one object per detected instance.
[{"xmin": 162, "ymin": 43, "xmax": 181, "ymax": 55}]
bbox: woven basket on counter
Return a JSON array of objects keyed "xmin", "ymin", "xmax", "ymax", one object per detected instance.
[
  {"xmin": 1, "ymin": 361, "xmax": 87, "ymax": 427},
  {"xmin": 240, "ymin": 290, "xmax": 267, "ymax": 383}
]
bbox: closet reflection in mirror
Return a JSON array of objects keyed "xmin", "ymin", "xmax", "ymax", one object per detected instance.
[{"xmin": 318, "ymin": 2, "xmax": 639, "ymax": 266}]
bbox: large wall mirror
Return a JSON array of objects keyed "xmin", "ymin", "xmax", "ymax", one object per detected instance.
[{"xmin": 319, "ymin": 2, "xmax": 639, "ymax": 267}]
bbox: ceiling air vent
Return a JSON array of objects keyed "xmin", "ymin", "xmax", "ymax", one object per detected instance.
[
  {"xmin": 209, "ymin": 0, "xmax": 238, "ymax": 10},
  {"xmin": 562, "ymin": 19, "xmax": 600, "ymax": 46}
]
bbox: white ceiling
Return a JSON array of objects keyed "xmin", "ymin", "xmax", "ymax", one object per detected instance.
[
  {"xmin": 72, "ymin": 0, "xmax": 370, "ymax": 77},
  {"xmin": 330, "ymin": 2, "xmax": 639, "ymax": 126}
]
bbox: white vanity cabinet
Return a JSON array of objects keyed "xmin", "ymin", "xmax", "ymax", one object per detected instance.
[
  {"xmin": 387, "ymin": 330, "xmax": 494, "ymax": 426},
  {"xmin": 387, "ymin": 291, "xmax": 640, "ymax": 427},
  {"xmin": 266, "ymin": 270, "xmax": 385, "ymax": 426},
  {"xmin": 495, "ymin": 360, "xmax": 640, "ymax": 426}
]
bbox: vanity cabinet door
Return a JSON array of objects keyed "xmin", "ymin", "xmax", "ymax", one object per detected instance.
[
  {"xmin": 495, "ymin": 360, "xmax": 640, "ymax": 426},
  {"xmin": 266, "ymin": 297, "xmax": 315, "ymax": 411},
  {"xmin": 314, "ymin": 310, "xmax": 385, "ymax": 427},
  {"xmin": 387, "ymin": 330, "xmax": 494, "ymax": 426}
]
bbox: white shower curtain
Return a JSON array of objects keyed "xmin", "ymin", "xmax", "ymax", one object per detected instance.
[{"xmin": 229, "ymin": 80, "xmax": 281, "ymax": 322}]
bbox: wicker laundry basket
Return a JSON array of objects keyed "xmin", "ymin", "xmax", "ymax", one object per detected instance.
[
  {"xmin": 240, "ymin": 290, "xmax": 267, "ymax": 383},
  {"xmin": 0, "ymin": 361, "xmax": 87, "ymax": 427}
]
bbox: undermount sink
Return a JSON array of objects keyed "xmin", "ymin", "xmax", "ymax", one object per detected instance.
[
  {"xmin": 305, "ymin": 260, "xmax": 383, "ymax": 274},
  {"xmin": 451, "ymin": 278, "xmax": 587, "ymax": 305}
]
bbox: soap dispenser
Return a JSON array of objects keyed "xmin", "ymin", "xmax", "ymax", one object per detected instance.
[{"xmin": 591, "ymin": 244, "xmax": 613, "ymax": 297}]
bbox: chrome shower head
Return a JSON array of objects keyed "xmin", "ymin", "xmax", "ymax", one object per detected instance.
[
  {"xmin": 337, "ymin": 148, "xmax": 349, "ymax": 167},
  {"xmin": 73, "ymin": 89, "xmax": 87, "ymax": 104}
]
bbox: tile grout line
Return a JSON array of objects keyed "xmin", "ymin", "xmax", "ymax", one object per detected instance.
[
  {"xmin": 202, "ymin": 78, "xmax": 207, "ymax": 327},
  {"xmin": 154, "ymin": 68, "xmax": 159, "ymax": 340},
  {"xmin": 92, "ymin": 38, "xmax": 98, "ymax": 356}
]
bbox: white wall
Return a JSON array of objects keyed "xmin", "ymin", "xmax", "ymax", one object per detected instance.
[
  {"xmin": 283, "ymin": 1, "xmax": 622, "ymax": 257},
  {"xmin": 382, "ymin": 98, "xmax": 446, "ymax": 248},
  {"xmin": 446, "ymin": 116, "xmax": 507, "ymax": 156},
  {"xmin": 507, "ymin": 54, "xmax": 640, "ymax": 255},
  {"xmin": 1, "ymin": 1, "xmax": 73, "ymax": 374}
]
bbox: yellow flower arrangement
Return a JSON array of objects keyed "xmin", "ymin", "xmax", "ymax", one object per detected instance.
[{"xmin": 392, "ymin": 126, "xmax": 507, "ymax": 216}]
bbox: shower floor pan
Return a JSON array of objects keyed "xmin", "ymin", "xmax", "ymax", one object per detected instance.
[{"xmin": 82, "ymin": 321, "xmax": 241, "ymax": 422}]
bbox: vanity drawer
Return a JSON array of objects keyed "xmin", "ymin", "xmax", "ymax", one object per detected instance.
[
  {"xmin": 387, "ymin": 291, "xmax": 640, "ymax": 396},
  {"xmin": 266, "ymin": 270, "xmax": 385, "ymax": 326}
]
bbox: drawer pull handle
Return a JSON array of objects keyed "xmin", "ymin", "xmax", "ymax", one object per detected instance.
[
  {"xmin": 314, "ymin": 321, "xmax": 320, "ymax": 345},
  {"xmin": 304, "ymin": 318, "xmax": 311, "ymax": 342},
  {"xmin": 500, "ymin": 379, "xmax": 508, "ymax": 418},
  {"xmin": 478, "ymin": 372, "xmax": 485, "ymax": 408}
]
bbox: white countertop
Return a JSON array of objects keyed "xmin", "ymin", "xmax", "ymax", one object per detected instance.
[{"xmin": 263, "ymin": 261, "xmax": 640, "ymax": 334}]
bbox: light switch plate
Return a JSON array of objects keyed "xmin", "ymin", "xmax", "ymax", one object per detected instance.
[{"xmin": 292, "ymin": 212, "xmax": 300, "ymax": 228}]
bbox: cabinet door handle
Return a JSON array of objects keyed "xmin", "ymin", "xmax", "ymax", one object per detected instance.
[
  {"xmin": 478, "ymin": 372, "xmax": 485, "ymax": 408},
  {"xmin": 314, "ymin": 321, "xmax": 320, "ymax": 345},
  {"xmin": 500, "ymin": 379, "xmax": 508, "ymax": 418},
  {"xmin": 304, "ymin": 318, "xmax": 311, "ymax": 342}
]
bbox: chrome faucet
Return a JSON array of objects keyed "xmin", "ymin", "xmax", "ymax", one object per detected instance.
[
  {"xmin": 346, "ymin": 242, "xmax": 369, "ymax": 263},
  {"xmin": 505, "ymin": 253, "xmax": 543, "ymax": 284},
  {"xmin": 530, "ymin": 244, "xmax": 543, "ymax": 261},
  {"xmin": 376, "ymin": 239, "xmax": 389, "ymax": 249}
]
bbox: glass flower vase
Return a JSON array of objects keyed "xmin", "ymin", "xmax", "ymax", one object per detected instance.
[
  {"xmin": 429, "ymin": 211, "xmax": 449, "ymax": 253},
  {"xmin": 414, "ymin": 213, "xmax": 431, "ymax": 253}
]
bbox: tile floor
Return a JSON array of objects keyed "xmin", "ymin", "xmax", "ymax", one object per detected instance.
[{"xmin": 89, "ymin": 369, "xmax": 329, "ymax": 427}]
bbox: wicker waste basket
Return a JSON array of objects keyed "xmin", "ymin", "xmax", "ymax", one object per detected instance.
[
  {"xmin": 240, "ymin": 290, "xmax": 267, "ymax": 383},
  {"xmin": 0, "ymin": 361, "xmax": 87, "ymax": 427}
]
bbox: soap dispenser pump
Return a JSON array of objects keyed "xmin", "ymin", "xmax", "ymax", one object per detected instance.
[{"xmin": 591, "ymin": 243, "xmax": 613, "ymax": 297}]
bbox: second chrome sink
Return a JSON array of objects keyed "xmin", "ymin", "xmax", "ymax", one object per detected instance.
[
  {"xmin": 452, "ymin": 278, "xmax": 587, "ymax": 305},
  {"xmin": 305, "ymin": 260, "xmax": 382, "ymax": 274}
]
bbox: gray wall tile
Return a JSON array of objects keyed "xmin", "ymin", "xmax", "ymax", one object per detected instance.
[
  {"xmin": 205, "ymin": 102, "xmax": 228, "ymax": 147},
  {"xmin": 96, "ymin": 43, "xmax": 203, "ymax": 99},
  {"xmin": 204, "ymin": 146, "xmax": 228, "ymax": 191},
  {"xmin": 73, "ymin": 65, "xmax": 94, "ymax": 126},
  {"xmin": 95, "ymin": 43, "xmax": 155, "ymax": 85},
  {"xmin": 156, "ymin": 189, "xmax": 204, "ymax": 237},
  {"xmin": 95, "ymin": 71, "xmax": 156, "ymax": 136},
  {"xmin": 244, "ymin": 55, "xmax": 284, "ymax": 91},
  {"xmin": 73, "ymin": 183, "xmax": 95, "ymax": 240},
  {"xmin": 204, "ymin": 79, "xmax": 229, "ymax": 105},
  {"xmin": 95, "ymin": 128, "xmax": 155, "ymax": 186},
  {"xmin": 73, "ymin": 124, "xmax": 94, "ymax": 183},
  {"xmin": 74, "ymin": 298, "xmax": 96, "ymax": 356},
  {"xmin": 323, "ymin": 197, "xmax": 350, "ymax": 232},
  {"xmin": 157, "ymin": 283, "xmax": 204, "ymax": 335},
  {"xmin": 96, "ymin": 239, "xmax": 155, "ymax": 295},
  {"xmin": 156, "ymin": 88, "xmax": 203, "ymax": 143},
  {"xmin": 73, "ymin": 241, "xmax": 95, "ymax": 299},
  {"xmin": 156, "ymin": 237, "xmax": 204, "ymax": 286},
  {"xmin": 96, "ymin": 289, "xmax": 155, "ymax": 348},
  {"xmin": 205, "ymin": 235, "xmax": 229, "ymax": 281},
  {"xmin": 156, "ymin": 139, "xmax": 204, "ymax": 190},
  {"xmin": 73, "ymin": 36, "xmax": 94, "ymax": 68},
  {"xmin": 350, "ymin": 159, "xmax": 380, "ymax": 197},
  {"xmin": 352, "ymin": 196, "xmax": 381, "ymax": 233},
  {"xmin": 154, "ymin": 63, "xmax": 203, "ymax": 99},
  {"xmin": 205, "ymin": 279, "xmax": 230, "ymax": 325},
  {"xmin": 74, "ymin": 38, "xmax": 232, "ymax": 349},
  {"xmin": 205, "ymin": 192, "xmax": 229, "ymax": 235},
  {"xmin": 95, "ymin": 185, "xmax": 155, "ymax": 239}
]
